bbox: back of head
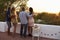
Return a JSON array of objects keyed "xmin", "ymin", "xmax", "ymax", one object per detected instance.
[
  {"xmin": 21, "ymin": 7, "xmax": 25, "ymax": 11},
  {"xmin": 8, "ymin": 7, "xmax": 10, "ymax": 10},
  {"xmin": 8, "ymin": 7, "xmax": 10, "ymax": 11},
  {"xmin": 29, "ymin": 7, "xmax": 33, "ymax": 15},
  {"xmin": 11, "ymin": 7, "xmax": 15, "ymax": 13},
  {"xmin": 11, "ymin": 7, "xmax": 15, "ymax": 11}
]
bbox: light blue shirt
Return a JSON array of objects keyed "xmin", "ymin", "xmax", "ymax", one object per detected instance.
[{"xmin": 19, "ymin": 11, "xmax": 32, "ymax": 24}]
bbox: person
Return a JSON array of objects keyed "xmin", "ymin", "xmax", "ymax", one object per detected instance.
[
  {"xmin": 28, "ymin": 7, "xmax": 34, "ymax": 36},
  {"xmin": 10, "ymin": 7, "xmax": 18, "ymax": 36},
  {"xmin": 19, "ymin": 7, "xmax": 29, "ymax": 37},
  {"xmin": 6, "ymin": 7, "xmax": 11, "ymax": 35}
]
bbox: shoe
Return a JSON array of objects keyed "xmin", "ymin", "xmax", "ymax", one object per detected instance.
[{"xmin": 28, "ymin": 34, "xmax": 32, "ymax": 37}]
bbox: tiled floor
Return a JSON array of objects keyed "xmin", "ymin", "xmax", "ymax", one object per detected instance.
[{"xmin": 0, "ymin": 32, "xmax": 57, "ymax": 40}]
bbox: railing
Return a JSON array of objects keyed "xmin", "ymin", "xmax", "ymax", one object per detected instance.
[{"xmin": 0, "ymin": 22, "xmax": 60, "ymax": 39}]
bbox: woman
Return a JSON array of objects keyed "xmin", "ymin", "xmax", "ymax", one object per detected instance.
[
  {"xmin": 10, "ymin": 7, "xmax": 18, "ymax": 36},
  {"xmin": 28, "ymin": 7, "xmax": 34, "ymax": 36}
]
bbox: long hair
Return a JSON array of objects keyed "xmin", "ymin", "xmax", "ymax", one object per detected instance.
[
  {"xmin": 29, "ymin": 7, "xmax": 33, "ymax": 15},
  {"xmin": 11, "ymin": 7, "xmax": 15, "ymax": 13}
]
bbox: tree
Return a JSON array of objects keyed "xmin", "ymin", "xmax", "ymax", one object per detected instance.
[{"xmin": 0, "ymin": 0, "xmax": 29, "ymax": 21}]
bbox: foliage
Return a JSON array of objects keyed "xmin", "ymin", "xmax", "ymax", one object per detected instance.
[
  {"xmin": 0, "ymin": 0, "xmax": 17, "ymax": 21},
  {"xmin": 0, "ymin": 0, "xmax": 29, "ymax": 21},
  {"xmin": 35, "ymin": 12, "xmax": 60, "ymax": 25}
]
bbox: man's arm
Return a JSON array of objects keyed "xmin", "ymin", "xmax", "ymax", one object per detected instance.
[{"xmin": 26, "ymin": 13, "xmax": 32, "ymax": 17}]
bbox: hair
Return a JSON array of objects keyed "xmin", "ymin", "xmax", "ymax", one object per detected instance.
[
  {"xmin": 11, "ymin": 7, "xmax": 15, "ymax": 11},
  {"xmin": 8, "ymin": 7, "xmax": 10, "ymax": 10},
  {"xmin": 29, "ymin": 7, "xmax": 33, "ymax": 15},
  {"xmin": 21, "ymin": 7, "xmax": 25, "ymax": 11},
  {"xmin": 7, "ymin": 7, "xmax": 10, "ymax": 12},
  {"xmin": 11, "ymin": 7, "xmax": 15, "ymax": 13}
]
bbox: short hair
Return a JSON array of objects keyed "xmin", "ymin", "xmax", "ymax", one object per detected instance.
[{"xmin": 21, "ymin": 7, "xmax": 25, "ymax": 11}]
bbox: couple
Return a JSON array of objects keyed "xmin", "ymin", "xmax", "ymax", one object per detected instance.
[
  {"xmin": 19, "ymin": 7, "xmax": 34, "ymax": 37},
  {"xmin": 6, "ymin": 7, "xmax": 18, "ymax": 36}
]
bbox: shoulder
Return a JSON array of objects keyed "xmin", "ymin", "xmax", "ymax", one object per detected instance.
[
  {"xmin": 19, "ymin": 11, "xmax": 22, "ymax": 13},
  {"xmin": 19, "ymin": 11, "xmax": 25, "ymax": 13},
  {"xmin": 19, "ymin": 12, "xmax": 22, "ymax": 15}
]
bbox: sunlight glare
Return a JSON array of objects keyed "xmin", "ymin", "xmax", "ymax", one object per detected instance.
[{"xmin": 27, "ymin": 0, "xmax": 60, "ymax": 13}]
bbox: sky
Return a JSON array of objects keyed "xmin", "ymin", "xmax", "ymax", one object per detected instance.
[{"xmin": 27, "ymin": 0, "xmax": 60, "ymax": 13}]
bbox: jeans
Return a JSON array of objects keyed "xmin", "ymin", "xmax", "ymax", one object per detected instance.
[
  {"xmin": 7, "ymin": 22, "xmax": 11, "ymax": 34},
  {"xmin": 20, "ymin": 24, "xmax": 28, "ymax": 36}
]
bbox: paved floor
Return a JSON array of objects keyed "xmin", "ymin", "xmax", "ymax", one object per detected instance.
[{"xmin": 0, "ymin": 32, "xmax": 57, "ymax": 40}]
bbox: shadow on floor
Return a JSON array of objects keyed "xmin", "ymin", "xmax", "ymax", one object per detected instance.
[{"xmin": 0, "ymin": 32, "xmax": 57, "ymax": 40}]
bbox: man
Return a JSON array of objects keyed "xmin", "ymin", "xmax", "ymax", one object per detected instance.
[
  {"xmin": 19, "ymin": 7, "xmax": 29, "ymax": 37},
  {"xmin": 6, "ymin": 7, "xmax": 11, "ymax": 35}
]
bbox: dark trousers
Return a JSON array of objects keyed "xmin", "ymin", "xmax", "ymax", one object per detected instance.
[
  {"xmin": 20, "ymin": 24, "xmax": 28, "ymax": 36},
  {"xmin": 7, "ymin": 22, "xmax": 11, "ymax": 34}
]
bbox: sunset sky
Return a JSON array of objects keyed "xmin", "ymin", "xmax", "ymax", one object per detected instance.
[{"xmin": 27, "ymin": 0, "xmax": 60, "ymax": 13}]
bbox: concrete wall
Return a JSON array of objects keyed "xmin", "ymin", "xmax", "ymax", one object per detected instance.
[
  {"xmin": 35, "ymin": 24, "xmax": 60, "ymax": 39},
  {"xmin": 0, "ymin": 22, "xmax": 60, "ymax": 39}
]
